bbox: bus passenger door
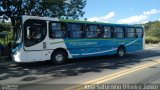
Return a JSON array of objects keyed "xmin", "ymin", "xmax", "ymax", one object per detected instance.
[{"xmin": 24, "ymin": 19, "xmax": 47, "ymax": 62}]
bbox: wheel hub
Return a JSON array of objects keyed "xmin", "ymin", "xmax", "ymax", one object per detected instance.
[
  {"xmin": 119, "ymin": 49, "xmax": 124, "ymax": 56},
  {"xmin": 55, "ymin": 54, "xmax": 63, "ymax": 62}
]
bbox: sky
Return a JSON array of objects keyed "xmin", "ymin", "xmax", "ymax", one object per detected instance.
[{"xmin": 83, "ymin": 0, "xmax": 160, "ymax": 24}]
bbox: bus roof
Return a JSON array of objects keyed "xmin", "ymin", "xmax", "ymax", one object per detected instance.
[
  {"xmin": 60, "ymin": 19, "xmax": 142, "ymax": 27},
  {"xmin": 22, "ymin": 15, "xmax": 143, "ymax": 28}
]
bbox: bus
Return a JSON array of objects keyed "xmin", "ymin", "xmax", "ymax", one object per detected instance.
[{"xmin": 12, "ymin": 15, "xmax": 145, "ymax": 64}]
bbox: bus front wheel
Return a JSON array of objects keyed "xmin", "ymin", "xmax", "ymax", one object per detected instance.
[
  {"xmin": 117, "ymin": 47, "xmax": 126, "ymax": 57},
  {"xmin": 51, "ymin": 50, "xmax": 67, "ymax": 64}
]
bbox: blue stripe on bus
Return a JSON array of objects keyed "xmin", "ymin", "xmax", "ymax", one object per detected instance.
[
  {"xmin": 64, "ymin": 38, "xmax": 143, "ymax": 58},
  {"xmin": 12, "ymin": 43, "xmax": 23, "ymax": 54}
]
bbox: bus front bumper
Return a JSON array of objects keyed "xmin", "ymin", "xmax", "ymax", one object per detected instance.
[{"xmin": 12, "ymin": 52, "xmax": 22, "ymax": 62}]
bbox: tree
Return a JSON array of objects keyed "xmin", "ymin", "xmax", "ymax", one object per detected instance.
[
  {"xmin": 0, "ymin": 0, "xmax": 86, "ymax": 37},
  {"xmin": 145, "ymin": 21, "xmax": 160, "ymax": 38},
  {"xmin": 0, "ymin": 22, "xmax": 11, "ymax": 32},
  {"xmin": 0, "ymin": 0, "xmax": 86, "ymax": 22}
]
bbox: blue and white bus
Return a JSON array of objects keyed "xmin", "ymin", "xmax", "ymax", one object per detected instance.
[{"xmin": 12, "ymin": 15, "xmax": 145, "ymax": 64}]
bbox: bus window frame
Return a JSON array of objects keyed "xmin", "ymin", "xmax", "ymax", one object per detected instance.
[
  {"xmin": 135, "ymin": 27, "xmax": 144, "ymax": 38},
  {"xmin": 113, "ymin": 26, "xmax": 125, "ymax": 38},
  {"xmin": 49, "ymin": 21, "xmax": 67, "ymax": 39},
  {"xmin": 24, "ymin": 19, "xmax": 47, "ymax": 47},
  {"xmin": 102, "ymin": 25, "xmax": 113, "ymax": 39},
  {"xmin": 67, "ymin": 23, "xmax": 84, "ymax": 39},
  {"xmin": 85, "ymin": 24, "xmax": 101, "ymax": 38},
  {"xmin": 126, "ymin": 27, "xmax": 136, "ymax": 38}
]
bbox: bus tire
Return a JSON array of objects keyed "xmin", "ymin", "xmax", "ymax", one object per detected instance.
[
  {"xmin": 51, "ymin": 50, "xmax": 67, "ymax": 64},
  {"xmin": 117, "ymin": 46, "xmax": 126, "ymax": 57}
]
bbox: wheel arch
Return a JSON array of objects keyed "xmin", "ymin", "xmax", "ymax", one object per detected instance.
[
  {"xmin": 51, "ymin": 48, "xmax": 68, "ymax": 60},
  {"xmin": 118, "ymin": 45, "xmax": 126, "ymax": 52}
]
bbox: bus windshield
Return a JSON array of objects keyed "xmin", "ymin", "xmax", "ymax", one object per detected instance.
[{"xmin": 13, "ymin": 18, "xmax": 22, "ymax": 47}]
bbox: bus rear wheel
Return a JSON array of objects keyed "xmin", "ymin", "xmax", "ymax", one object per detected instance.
[
  {"xmin": 51, "ymin": 50, "xmax": 67, "ymax": 64},
  {"xmin": 117, "ymin": 47, "xmax": 126, "ymax": 57}
]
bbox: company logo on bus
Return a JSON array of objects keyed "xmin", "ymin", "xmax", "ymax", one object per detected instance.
[{"xmin": 69, "ymin": 42, "xmax": 97, "ymax": 46}]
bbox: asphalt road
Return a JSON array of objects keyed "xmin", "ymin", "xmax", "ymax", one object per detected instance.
[{"xmin": 0, "ymin": 45, "xmax": 160, "ymax": 90}]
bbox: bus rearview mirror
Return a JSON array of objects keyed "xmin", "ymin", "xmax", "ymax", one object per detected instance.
[{"xmin": 26, "ymin": 26, "xmax": 31, "ymax": 38}]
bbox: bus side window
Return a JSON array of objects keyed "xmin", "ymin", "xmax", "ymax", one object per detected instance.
[
  {"xmin": 49, "ymin": 22, "xmax": 66, "ymax": 38},
  {"xmin": 85, "ymin": 25, "xmax": 99, "ymax": 38},
  {"xmin": 114, "ymin": 27, "xmax": 124, "ymax": 38},
  {"xmin": 68, "ymin": 23, "xmax": 83, "ymax": 38},
  {"xmin": 103, "ymin": 26, "xmax": 112, "ymax": 38},
  {"xmin": 126, "ymin": 27, "xmax": 135, "ymax": 38},
  {"xmin": 135, "ymin": 28, "xmax": 143, "ymax": 38}
]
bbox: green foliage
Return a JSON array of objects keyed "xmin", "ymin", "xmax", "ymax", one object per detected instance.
[
  {"xmin": 0, "ymin": 22, "xmax": 11, "ymax": 32},
  {"xmin": 0, "ymin": 22, "xmax": 12, "ymax": 45},
  {"xmin": 0, "ymin": 0, "xmax": 86, "ymax": 23},
  {"xmin": 0, "ymin": 0, "xmax": 86, "ymax": 39},
  {"xmin": 144, "ymin": 21, "xmax": 160, "ymax": 44},
  {"xmin": 145, "ymin": 36, "xmax": 160, "ymax": 44},
  {"xmin": 0, "ymin": 31, "xmax": 13, "ymax": 45},
  {"xmin": 145, "ymin": 21, "xmax": 160, "ymax": 38}
]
